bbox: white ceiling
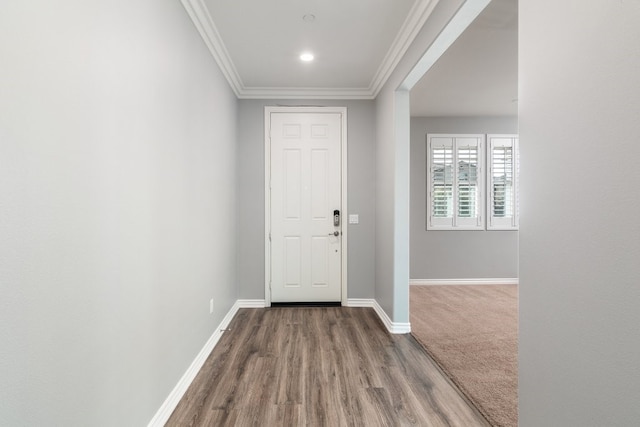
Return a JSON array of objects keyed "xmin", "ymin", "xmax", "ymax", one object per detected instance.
[
  {"xmin": 410, "ymin": 0, "xmax": 518, "ymax": 117},
  {"xmin": 183, "ymin": 0, "xmax": 518, "ymax": 115},
  {"xmin": 204, "ymin": 0, "xmax": 414, "ymax": 89}
]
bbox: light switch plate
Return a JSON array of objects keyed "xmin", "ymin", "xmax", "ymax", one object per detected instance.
[{"xmin": 349, "ymin": 214, "xmax": 359, "ymax": 224}]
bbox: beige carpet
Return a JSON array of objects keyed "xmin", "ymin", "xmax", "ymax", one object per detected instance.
[{"xmin": 410, "ymin": 285, "xmax": 518, "ymax": 427}]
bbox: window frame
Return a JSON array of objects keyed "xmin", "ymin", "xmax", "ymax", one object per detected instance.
[
  {"xmin": 427, "ymin": 134, "xmax": 485, "ymax": 231},
  {"xmin": 486, "ymin": 134, "xmax": 519, "ymax": 230}
]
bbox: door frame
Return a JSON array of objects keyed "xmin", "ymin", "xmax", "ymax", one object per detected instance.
[{"xmin": 264, "ymin": 106, "xmax": 348, "ymax": 306}]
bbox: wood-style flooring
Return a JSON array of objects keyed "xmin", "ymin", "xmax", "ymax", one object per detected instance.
[{"xmin": 166, "ymin": 307, "xmax": 490, "ymax": 426}]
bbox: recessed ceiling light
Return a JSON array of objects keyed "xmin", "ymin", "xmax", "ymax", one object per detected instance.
[
  {"xmin": 303, "ymin": 14, "xmax": 316, "ymax": 23},
  {"xmin": 300, "ymin": 53, "xmax": 314, "ymax": 62}
]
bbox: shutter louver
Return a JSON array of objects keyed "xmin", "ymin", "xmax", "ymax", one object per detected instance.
[
  {"xmin": 432, "ymin": 146, "xmax": 453, "ymax": 219},
  {"xmin": 487, "ymin": 135, "xmax": 519, "ymax": 230},
  {"xmin": 457, "ymin": 145, "xmax": 479, "ymax": 218},
  {"xmin": 492, "ymin": 146, "xmax": 513, "ymax": 217}
]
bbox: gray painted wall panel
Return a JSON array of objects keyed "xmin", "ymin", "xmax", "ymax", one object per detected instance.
[
  {"xmin": 374, "ymin": 88, "xmax": 398, "ymax": 318},
  {"xmin": 410, "ymin": 116, "xmax": 518, "ymax": 279},
  {"xmin": 236, "ymin": 100, "xmax": 376, "ymax": 300},
  {"xmin": 519, "ymin": 0, "xmax": 640, "ymax": 425},
  {"xmin": 0, "ymin": 1, "xmax": 238, "ymax": 425}
]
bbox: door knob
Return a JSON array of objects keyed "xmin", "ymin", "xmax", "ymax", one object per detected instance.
[{"xmin": 328, "ymin": 231, "xmax": 340, "ymax": 236}]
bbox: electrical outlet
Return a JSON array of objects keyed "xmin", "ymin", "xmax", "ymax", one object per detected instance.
[{"xmin": 209, "ymin": 298, "xmax": 214, "ymax": 314}]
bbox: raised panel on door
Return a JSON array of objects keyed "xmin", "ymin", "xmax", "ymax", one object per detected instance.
[
  {"xmin": 283, "ymin": 149, "xmax": 301, "ymax": 220},
  {"xmin": 284, "ymin": 236, "xmax": 301, "ymax": 287},
  {"xmin": 311, "ymin": 236, "xmax": 329, "ymax": 288},
  {"xmin": 311, "ymin": 149, "xmax": 329, "ymax": 220}
]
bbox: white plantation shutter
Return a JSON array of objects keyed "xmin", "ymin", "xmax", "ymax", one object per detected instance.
[
  {"xmin": 432, "ymin": 146, "xmax": 453, "ymax": 218},
  {"xmin": 455, "ymin": 138, "xmax": 482, "ymax": 228},
  {"xmin": 428, "ymin": 134, "xmax": 484, "ymax": 230},
  {"xmin": 429, "ymin": 137, "xmax": 454, "ymax": 228},
  {"xmin": 487, "ymin": 135, "xmax": 519, "ymax": 230}
]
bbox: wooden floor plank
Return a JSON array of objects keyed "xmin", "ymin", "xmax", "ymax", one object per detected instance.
[{"xmin": 166, "ymin": 307, "xmax": 490, "ymax": 426}]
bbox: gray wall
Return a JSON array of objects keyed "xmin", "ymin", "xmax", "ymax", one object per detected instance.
[
  {"xmin": 375, "ymin": 0, "xmax": 466, "ymax": 323},
  {"xmin": 237, "ymin": 100, "xmax": 376, "ymax": 300},
  {"xmin": 519, "ymin": 1, "xmax": 640, "ymax": 425},
  {"xmin": 410, "ymin": 116, "xmax": 518, "ymax": 280},
  {"xmin": 0, "ymin": 1, "xmax": 238, "ymax": 425}
]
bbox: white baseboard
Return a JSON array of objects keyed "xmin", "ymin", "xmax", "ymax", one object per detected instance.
[
  {"xmin": 372, "ymin": 300, "xmax": 411, "ymax": 334},
  {"xmin": 345, "ymin": 298, "xmax": 376, "ymax": 307},
  {"xmin": 147, "ymin": 300, "xmax": 240, "ymax": 427},
  {"xmin": 237, "ymin": 299, "xmax": 267, "ymax": 308},
  {"xmin": 346, "ymin": 299, "xmax": 410, "ymax": 334},
  {"xmin": 410, "ymin": 278, "xmax": 519, "ymax": 286}
]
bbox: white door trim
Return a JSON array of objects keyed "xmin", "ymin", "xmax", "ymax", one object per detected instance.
[{"xmin": 264, "ymin": 106, "xmax": 348, "ymax": 306}]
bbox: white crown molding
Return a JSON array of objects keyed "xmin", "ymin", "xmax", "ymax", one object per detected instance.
[
  {"xmin": 400, "ymin": 0, "xmax": 491, "ymax": 91},
  {"xmin": 238, "ymin": 87, "xmax": 375, "ymax": 100},
  {"xmin": 180, "ymin": 0, "xmax": 244, "ymax": 97},
  {"xmin": 181, "ymin": 0, "xmax": 438, "ymax": 100},
  {"xmin": 410, "ymin": 278, "xmax": 519, "ymax": 286},
  {"xmin": 368, "ymin": 0, "xmax": 439, "ymax": 97}
]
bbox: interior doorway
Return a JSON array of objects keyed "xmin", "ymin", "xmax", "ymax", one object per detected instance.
[{"xmin": 405, "ymin": 1, "xmax": 519, "ymax": 426}]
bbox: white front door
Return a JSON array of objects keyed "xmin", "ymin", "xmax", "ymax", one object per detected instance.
[{"xmin": 268, "ymin": 110, "xmax": 344, "ymax": 303}]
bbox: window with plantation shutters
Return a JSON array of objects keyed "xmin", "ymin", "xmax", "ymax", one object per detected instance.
[
  {"xmin": 487, "ymin": 135, "xmax": 519, "ymax": 230},
  {"xmin": 427, "ymin": 134, "xmax": 484, "ymax": 230}
]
